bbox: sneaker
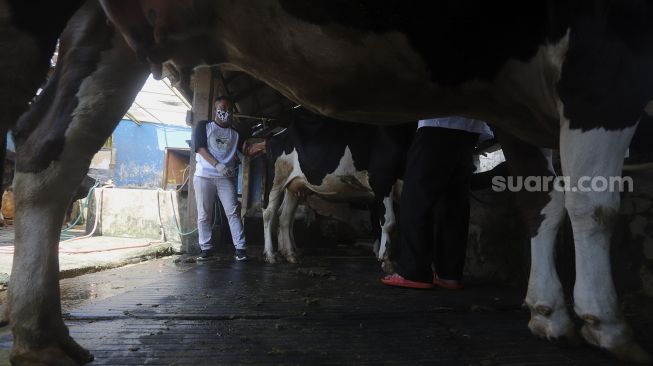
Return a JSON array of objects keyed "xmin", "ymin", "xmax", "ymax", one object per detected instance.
[
  {"xmin": 433, "ymin": 274, "xmax": 463, "ymax": 290},
  {"xmin": 235, "ymin": 249, "xmax": 248, "ymax": 261},
  {"xmin": 381, "ymin": 273, "xmax": 433, "ymax": 289},
  {"xmin": 197, "ymin": 249, "xmax": 214, "ymax": 261}
]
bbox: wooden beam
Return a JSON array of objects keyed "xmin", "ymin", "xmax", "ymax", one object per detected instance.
[
  {"xmin": 163, "ymin": 62, "xmax": 193, "ymax": 102},
  {"xmin": 124, "ymin": 112, "xmax": 142, "ymax": 126},
  {"xmin": 240, "ymin": 155, "xmax": 251, "ymax": 218},
  {"xmin": 132, "ymin": 101, "xmax": 163, "ymax": 123},
  {"xmin": 162, "ymin": 77, "xmax": 191, "ymax": 109}
]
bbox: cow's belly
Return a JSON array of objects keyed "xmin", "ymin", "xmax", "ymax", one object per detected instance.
[
  {"xmin": 277, "ymin": 147, "xmax": 375, "ymax": 203},
  {"xmin": 237, "ymin": 65, "xmax": 560, "ymax": 146},
  {"xmin": 286, "ymin": 174, "xmax": 374, "ymax": 204},
  {"xmin": 220, "ymin": 3, "xmax": 566, "ymax": 147}
]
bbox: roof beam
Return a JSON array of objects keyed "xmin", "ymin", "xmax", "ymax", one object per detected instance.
[{"xmin": 124, "ymin": 111, "xmax": 142, "ymax": 125}]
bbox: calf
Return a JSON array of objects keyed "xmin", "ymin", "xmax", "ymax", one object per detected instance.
[{"xmin": 263, "ymin": 108, "xmax": 413, "ymax": 267}]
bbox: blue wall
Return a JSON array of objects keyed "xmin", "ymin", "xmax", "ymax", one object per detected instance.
[{"xmin": 113, "ymin": 120, "xmax": 191, "ymax": 188}]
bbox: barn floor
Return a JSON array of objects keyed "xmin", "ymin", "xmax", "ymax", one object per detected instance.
[
  {"xmin": 0, "ymin": 225, "xmax": 175, "ymax": 286},
  {"xmin": 0, "ymin": 248, "xmax": 651, "ymax": 365}
]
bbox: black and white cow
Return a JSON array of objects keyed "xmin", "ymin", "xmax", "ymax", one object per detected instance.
[
  {"xmin": 1, "ymin": 0, "xmax": 652, "ymax": 363},
  {"xmin": 94, "ymin": 2, "xmax": 653, "ymax": 361},
  {"xmin": 262, "ymin": 108, "xmax": 413, "ymax": 267},
  {"xmin": 0, "ymin": 0, "xmax": 87, "ymax": 231},
  {"xmin": 1, "ymin": 2, "xmax": 149, "ymax": 364},
  {"xmin": 0, "ymin": 0, "xmax": 85, "ymax": 132}
]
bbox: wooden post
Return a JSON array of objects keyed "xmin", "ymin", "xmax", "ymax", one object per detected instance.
[
  {"xmin": 182, "ymin": 66, "xmax": 214, "ymax": 254},
  {"xmin": 240, "ymin": 155, "xmax": 251, "ymax": 218}
]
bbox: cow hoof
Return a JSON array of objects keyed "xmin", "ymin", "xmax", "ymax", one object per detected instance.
[
  {"xmin": 284, "ymin": 254, "xmax": 298, "ymax": 264},
  {"xmin": 372, "ymin": 240, "xmax": 380, "ymax": 257},
  {"xmin": 580, "ymin": 318, "xmax": 651, "ymax": 364},
  {"xmin": 381, "ymin": 260, "xmax": 394, "ymax": 274},
  {"xmin": 264, "ymin": 253, "xmax": 277, "ymax": 264},
  {"xmin": 11, "ymin": 336, "xmax": 93, "ymax": 366},
  {"xmin": 527, "ymin": 303, "xmax": 578, "ymax": 345}
]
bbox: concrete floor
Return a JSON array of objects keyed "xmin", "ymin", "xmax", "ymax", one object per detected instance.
[
  {"xmin": 0, "ymin": 248, "xmax": 651, "ymax": 365},
  {"xmin": 0, "ymin": 225, "xmax": 176, "ymax": 286}
]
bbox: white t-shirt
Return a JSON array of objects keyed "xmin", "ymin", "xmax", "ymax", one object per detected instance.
[
  {"xmin": 193, "ymin": 120, "xmax": 240, "ymax": 178},
  {"xmin": 418, "ymin": 117, "xmax": 494, "ymax": 142}
]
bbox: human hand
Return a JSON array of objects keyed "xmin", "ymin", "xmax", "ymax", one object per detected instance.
[
  {"xmin": 215, "ymin": 162, "xmax": 235, "ymax": 177},
  {"xmin": 243, "ymin": 140, "xmax": 266, "ymax": 157}
]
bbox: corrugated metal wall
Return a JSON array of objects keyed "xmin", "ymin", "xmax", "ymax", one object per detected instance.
[{"xmin": 112, "ymin": 120, "xmax": 191, "ymax": 188}]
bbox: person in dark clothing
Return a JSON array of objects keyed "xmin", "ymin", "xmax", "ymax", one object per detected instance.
[{"xmin": 382, "ymin": 117, "xmax": 492, "ymax": 289}]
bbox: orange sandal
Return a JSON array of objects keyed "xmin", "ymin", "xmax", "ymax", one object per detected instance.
[
  {"xmin": 381, "ymin": 273, "xmax": 433, "ymax": 289},
  {"xmin": 433, "ymin": 274, "xmax": 463, "ymax": 290}
]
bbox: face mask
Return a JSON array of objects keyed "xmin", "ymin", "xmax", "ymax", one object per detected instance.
[{"xmin": 216, "ymin": 108, "xmax": 230, "ymax": 123}]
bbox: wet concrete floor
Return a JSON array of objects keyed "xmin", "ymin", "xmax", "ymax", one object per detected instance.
[{"xmin": 0, "ymin": 249, "xmax": 651, "ymax": 365}]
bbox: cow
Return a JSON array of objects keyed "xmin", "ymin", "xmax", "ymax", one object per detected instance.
[
  {"xmin": 0, "ymin": 0, "xmax": 85, "ymax": 132},
  {"xmin": 0, "ymin": 0, "xmax": 650, "ymax": 363},
  {"xmin": 91, "ymin": 2, "xmax": 653, "ymax": 362},
  {"xmin": 262, "ymin": 108, "xmax": 414, "ymax": 268},
  {"xmin": 0, "ymin": 0, "xmax": 84, "ymax": 350},
  {"xmin": 1, "ymin": 2, "xmax": 150, "ymax": 364},
  {"xmin": 0, "ymin": 0, "xmax": 87, "ymax": 235},
  {"xmin": 65, "ymin": 175, "xmax": 97, "ymax": 225},
  {"xmin": 0, "ymin": 0, "xmax": 87, "ymax": 232}
]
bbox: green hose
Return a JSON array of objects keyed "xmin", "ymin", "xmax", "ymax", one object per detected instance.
[
  {"xmin": 169, "ymin": 191, "xmax": 221, "ymax": 237},
  {"xmin": 60, "ymin": 180, "xmax": 101, "ymax": 241},
  {"xmin": 59, "ymin": 180, "xmax": 222, "ymax": 240}
]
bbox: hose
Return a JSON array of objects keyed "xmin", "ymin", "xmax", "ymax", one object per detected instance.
[
  {"xmin": 0, "ymin": 177, "xmax": 225, "ymax": 255},
  {"xmin": 59, "ymin": 180, "xmax": 102, "ymax": 241},
  {"xmin": 61, "ymin": 183, "xmax": 114, "ymax": 242},
  {"xmin": 0, "ymin": 182, "xmax": 161, "ymax": 255},
  {"xmin": 168, "ymin": 187, "xmax": 222, "ymax": 237}
]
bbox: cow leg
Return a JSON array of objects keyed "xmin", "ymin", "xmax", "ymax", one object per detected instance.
[
  {"xmin": 559, "ymin": 120, "xmax": 649, "ymax": 362},
  {"xmin": 0, "ymin": 130, "xmax": 6, "ymax": 229},
  {"xmin": 525, "ymin": 189, "xmax": 574, "ymax": 340},
  {"xmin": 278, "ymin": 192, "xmax": 300, "ymax": 263},
  {"xmin": 498, "ymin": 132, "xmax": 575, "ymax": 342},
  {"xmin": 7, "ymin": 17, "xmax": 149, "ymax": 364},
  {"xmin": 262, "ymin": 188, "xmax": 284, "ymax": 263},
  {"xmin": 371, "ymin": 207, "xmax": 381, "ymax": 258},
  {"xmin": 9, "ymin": 170, "xmax": 94, "ymax": 366},
  {"xmin": 263, "ymin": 156, "xmax": 295, "ymax": 264},
  {"xmin": 377, "ymin": 194, "xmax": 396, "ymax": 273},
  {"xmin": 286, "ymin": 194, "xmax": 300, "ymax": 262}
]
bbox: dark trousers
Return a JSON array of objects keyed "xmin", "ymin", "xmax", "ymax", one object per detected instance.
[{"xmin": 398, "ymin": 127, "xmax": 479, "ymax": 283}]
